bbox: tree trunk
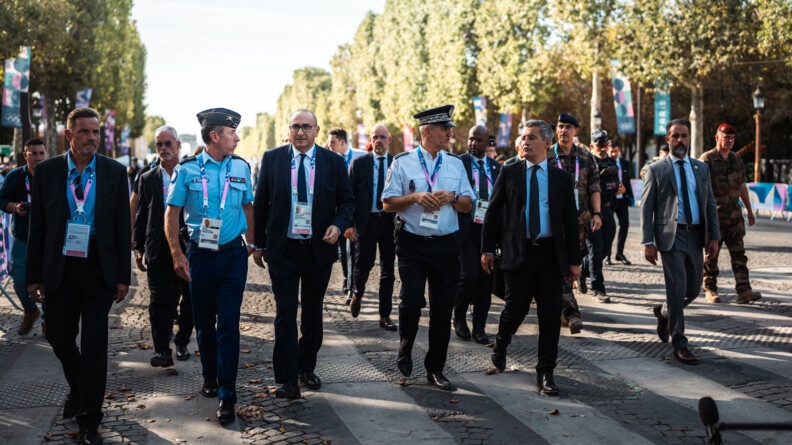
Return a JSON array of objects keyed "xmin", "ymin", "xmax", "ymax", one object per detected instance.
[
  {"xmin": 687, "ymin": 83, "xmax": 704, "ymax": 158},
  {"xmin": 591, "ymin": 68, "xmax": 601, "ymax": 130}
]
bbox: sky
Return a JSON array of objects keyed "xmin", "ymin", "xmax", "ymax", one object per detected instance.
[{"xmin": 132, "ymin": 0, "xmax": 386, "ymax": 137}]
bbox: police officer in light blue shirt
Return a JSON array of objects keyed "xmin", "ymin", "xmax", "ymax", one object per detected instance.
[
  {"xmin": 382, "ymin": 104, "xmax": 474, "ymax": 391},
  {"xmin": 164, "ymin": 107, "xmax": 254, "ymax": 426}
]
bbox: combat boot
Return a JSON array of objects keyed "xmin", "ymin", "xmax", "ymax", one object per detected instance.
[
  {"xmin": 736, "ymin": 290, "xmax": 761, "ymax": 304},
  {"xmin": 704, "ymin": 289, "xmax": 720, "ymax": 303}
]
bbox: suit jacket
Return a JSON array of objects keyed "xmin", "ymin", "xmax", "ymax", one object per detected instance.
[
  {"xmin": 482, "ymin": 159, "xmax": 580, "ymax": 274},
  {"xmin": 640, "ymin": 155, "xmax": 720, "ymax": 252},
  {"xmin": 348, "ymin": 152, "xmax": 394, "ymax": 238},
  {"xmin": 457, "ymin": 153, "xmax": 502, "ymax": 242},
  {"xmin": 133, "ymin": 166, "xmax": 186, "ymax": 263},
  {"xmin": 615, "ymin": 156, "xmax": 634, "ymax": 200},
  {"xmin": 254, "ymin": 144, "xmax": 355, "ymax": 266},
  {"xmin": 27, "ymin": 153, "xmax": 131, "ymax": 290}
]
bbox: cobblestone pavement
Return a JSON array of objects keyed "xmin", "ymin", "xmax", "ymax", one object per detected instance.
[{"xmin": 1, "ymin": 209, "xmax": 791, "ymax": 444}]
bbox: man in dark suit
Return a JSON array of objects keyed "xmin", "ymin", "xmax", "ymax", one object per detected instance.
[
  {"xmin": 642, "ymin": 118, "xmax": 719, "ymax": 365},
  {"xmin": 253, "ymin": 109, "xmax": 354, "ymax": 399},
  {"xmin": 345, "ymin": 124, "xmax": 397, "ymax": 330},
  {"xmin": 607, "ymin": 140, "xmax": 634, "ymax": 265},
  {"xmin": 134, "ymin": 126, "xmax": 193, "ymax": 368},
  {"xmin": 27, "ymin": 107, "xmax": 131, "ymax": 445},
  {"xmin": 454, "ymin": 124, "xmax": 501, "ymax": 344},
  {"xmin": 482, "ymin": 119, "xmax": 580, "ymax": 396}
]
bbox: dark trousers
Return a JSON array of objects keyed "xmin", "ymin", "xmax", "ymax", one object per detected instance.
[
  {"xmin": 659, "ymin": 229, "xmax": 704, "ymax": 350},
  {"xmin": 454, "ymin": 224, "xmax": 492, "ymax": 332},
  {"xmin": 352, "ymin": 213, "xmax": 396, "ymax": 317},
  {"xmin": 613, "ymin": 198, "xmax": 630, "ymax": 256},
  {"xmin": 268, "ymin": 240, "xmax": 333, "ymax": 384},
  {"xmin": 396, "ymin": 233, "xmax": 459, "ymax": 372},
  {"xmin": 581, "ymin": 223, "xmax": 606, "ymax": 293},
  {"xmin": 601, "ymin": 204, "xmax": 617, "ymax": 259},
  {"xmin": 338, "ymin": 237, "xmax": 354, "ymax": 281},
  {"xmin": 147, "ymin": 246, "xmax": 193, "ymax": 353},
  {"xmin": 187, "ymin": 246, "xmax": 247, "ymax": 404},
  {"xmin": 496, "ymin": 240, "xmax": 562, "ymax": 375},
  {"xmin": 46, "ymin": 243, "xmax": 114, "ymax": 430}
]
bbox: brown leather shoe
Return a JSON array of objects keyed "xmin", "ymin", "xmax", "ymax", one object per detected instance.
[
  {"xmin": 568, "ymin": 317, "xmax": 583, "ymax": 335},
  {"xmin": 705, "ymin": 289, "xmax": 720, "ymax": 303},
  {"xmin": 18, "ymin": 308, "xmax": 41, "ymax": 335},
  {"xmin": 674, "ymin": 347, "xmax": 699, "ymax": 364},
  {"xmin": 349, "ymin": 295, "xmax": 361, "ymax": 318},
  {"xmin": 736, "ymin": 290, "xmax": 761, "ymax": 305},
  {"xmin": 653, "ymin": 305, "xmax": 669, "ymax": 343}
]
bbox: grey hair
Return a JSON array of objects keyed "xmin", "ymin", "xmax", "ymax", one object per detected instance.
[
  {"xmin": 523, "ymin": 120, "xmax": 553, "ymax": 141},
  {"xmin": 290, "ymin": 109, "xmax": 318, "ymax": 125},
  {"xmin": 155, "ymin": 125, "xmax": 179, "ymax": 140}
]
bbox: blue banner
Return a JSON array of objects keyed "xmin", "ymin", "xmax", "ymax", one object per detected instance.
[
  {"xmin": 496, "ymin": 113, "xmax": 512, "ymax": 148},
  {"xmin": 1, "ymin": 47, "xmax": 31, "ymax": 128},
  {"xmin": 654, "ymin": 84, "xmax": 670, "ymax": 135},
  {"xmin": 76, "ymin": 88, "xmax": 92, "ymax": 108},
  {"xmin": 610, "ymin": 59, "xmax": 636, "ymax": 134},
  {"xmin": 120, "ymin": 124, "xmax": 131, "ymax": 155},
  {"xmin": 473, "ymin": 96, "xmax": 487, "ymax": 125}
]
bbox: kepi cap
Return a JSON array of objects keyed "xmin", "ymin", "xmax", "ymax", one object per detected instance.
[
  {"xmin": 197, "ymin": 108, "xmax": 241, "ymax": 129},
  {"xmin": 717, "ymin": 123, "xmax": 736, "ymax": 134},
  {"xmin": 414, "ymin": 105, "xmax": 455, "ymax": 127},
  {"xmin": 591, "ymin": 129, "xmax": 609, "ymax": 145},
  {"xmin": 488, "ymin": 136, "xmax": 496, "ymax": 147},
  {"xmin": 558, "ymin": 113, "xmax": 579, "ymax": 128}
]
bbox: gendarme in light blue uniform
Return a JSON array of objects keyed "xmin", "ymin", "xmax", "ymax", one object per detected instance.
[
  {"xmin": 167, "ymin": 150, "xmax": 253, "ymax": 245},
  {"xmin": 381, "ymin": 146, "xmax": 474, "ymax": 236}
]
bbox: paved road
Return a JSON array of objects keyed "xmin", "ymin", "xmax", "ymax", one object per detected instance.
[{"xmin": 1, "ymin": 208, "xmax": 791, "ymax": 444}]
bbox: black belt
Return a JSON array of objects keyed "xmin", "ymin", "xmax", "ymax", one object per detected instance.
[
  {"xmin": 188, "ymin": 235, "xmax": 245, "ymax": 251},
  {"xmin": 677, "ymin": 224, "xmax": 702, "ymax": 231},
  {"xmin": 286, "ymin": 237, "xmax": 312, "ymax": 245},
  {"xmin": 525, "ymin": 237, "xmax": 553, "ymax": 246},
  {"xmin": 401, "ymin": 231, "xmax": 455, "ymax": 243}
]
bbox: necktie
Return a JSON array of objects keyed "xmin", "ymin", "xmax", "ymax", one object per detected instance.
[
  {"xmin": 478, "ymin": 159, "xmax": 488, "ymax": 200},
  {"xmin": 298, "ymin": 153, "xmax": 308, "ymax": 203},
  {"xmin": 677, "ymin": 160, "xmax": 693, "ymax": 224},
  {"xmin": 529, "ymin": 164, "xmax": 540, "ymax": 239},
  {"xmin": 376, "ymin": 156, "xmax": 385, "ymax": 210},
  {"xmin": 73, "ymin": 175, "xmax": 83, "ymax": 200}
]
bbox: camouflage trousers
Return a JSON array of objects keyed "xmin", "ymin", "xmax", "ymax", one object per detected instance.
[
  {"xmin": 703, "ymin": 220, "xmax": 752, "ymax": 293},
  {"xmin": 561, "ymin": 221, "xmax": 588, "ymax": 321}
]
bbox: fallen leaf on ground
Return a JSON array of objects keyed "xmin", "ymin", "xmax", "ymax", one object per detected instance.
[
  {"xmin": 105, "ymin": 392, "xmax": 116, "ymax": 399},
  {"xmin": 243, "ymin": 363, "xmax": 254, "ymax": 369},
  {"xmin": 67, "ymin": 431, "xmax": 80, "ymax": 438},
  {"xmin": 145, "ymin": 419, "xmax": 155, "ymax": 423},
  {"xmin": 240, "ymin": 325, "xmax": 252, "ymax": 331},
  {"xmin": 449, "ymin": 399, "xmax": 459, "ymax": 404},
  {"xmin": 194, "ymin": 350, "xmax": 200, "ymax": 357},
  {"xmin": 184, "ymin": 395, "xmax": 194, "ymax": 401},
  {"xmin": 279, "ymin": 427, "xmax": 287, "ymax": 433},
  {"xmin": 165, "ymin": 368, "xmax": 178, "ymax": 376},
  {"xmin": 164, "ymin": 419, "xmax": 171, "ymax": 422},
  {"xmin": 136, "ymin": 404, "xmax": 146, "ymax": 409},
  {"xmin": 248, "ymin": 378, "xmax": 262, "ymax": 384},
  {"xmin": 136, "ymin": 343, "xmax": 151, "ymax": 350},
  {"xmin": 253, "ymin": 392, "xmax": 268, "ymax": 399},
  {"xmin": 119, "ymin": 385, "xmax": 131, "ymax": 392},
  {"xmin": 549, "ymin": 409, "xmax": 560, "ymax": 415},
  {"xmin": 241, "ymin": 349, "xmax": 251, "ymax": 353},
  {"xmin": 484, "ymin": 368, "xmax": 501, "ymax": 375}
]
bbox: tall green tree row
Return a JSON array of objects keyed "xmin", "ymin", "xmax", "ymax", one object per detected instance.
[{"xmin": 1, "ymin": 0, "xmax": 146, "ymax": 155}]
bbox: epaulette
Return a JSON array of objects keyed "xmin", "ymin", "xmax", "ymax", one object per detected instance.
[
  {"xmin": 179, "ymin": 156, "xmax": 197, "ymax": 165},
  {"xmin": 231, "ymin": 154, "xmax": 250, "ymax": 168},
  {"xmin": 446, "ymin": 152, "xmax": 461, "ymax": 159},
  {"xmin": 394, "ymin": 152, "xmax": 411, "ymax": 159}
]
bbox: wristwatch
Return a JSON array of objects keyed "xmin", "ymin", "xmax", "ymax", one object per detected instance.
[
  {"xmin": 592, "ymin": 212, "xmax": 602, "ymax": 217},
  {"xmin": 246, "ymin": 243, "xmax": 256, "ymax": 249},
  {"xmin": 453, "ymin": 192, "xmax": 459, "ymax": 203}
]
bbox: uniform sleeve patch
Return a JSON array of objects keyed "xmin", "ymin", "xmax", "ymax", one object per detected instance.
[{"xmin": 229, "ymin": 177, "xmax": 246, "ymax": 183}]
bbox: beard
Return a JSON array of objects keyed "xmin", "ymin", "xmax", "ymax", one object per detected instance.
[{"xmin": 672, "ymin": 143, "xmax": 688, "ymax": 158}]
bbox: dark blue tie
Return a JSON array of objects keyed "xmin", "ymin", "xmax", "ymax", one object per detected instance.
[
  {"xmin": 376, "ymin": 156, "xmax": 385, "ymax": 210},
  {"xmin": 478, "ymin": 160, "xmax": 488, "ymax": 200},
  {"xmin": 72, "ymin": 175, "xmax": 83, "ymax": 200},
  {"xmin": 529, "ymin": 165, "xmax": 540, "ymax": 238},
  {"xmin": 298, "ymin": 153, "xmax": 307, "ymax": 203},
  {"xmin": 677, "ymin": 160, "xmax": 693, "ymax": 224}
]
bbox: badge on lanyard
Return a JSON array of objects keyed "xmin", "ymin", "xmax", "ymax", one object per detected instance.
[
  {"xmin": 473, "ymin": 200, "xmax": 489, "ymax": 224},
  {"xmin": 63, "ymin": 173, "xmax": 93, "ymax": 258},
  {"xmin": 290, "ymin": 149, "xmax": 316, "ymax": 236},
  {"xmin": 198, "ymin": 218, "xmax": 223, "ymax": 250},
  {"xmin": 417, "ymin": 149, "xmax": 443, "ymax": 230}
]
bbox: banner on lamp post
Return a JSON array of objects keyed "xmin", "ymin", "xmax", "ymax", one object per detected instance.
[
  {"xmin": 496, "ymin": 113, "xmax": 512, "ymax": 149},
  {"xmin": 120, "ymin": 124, "xmax": 131, "ymax": 155},
  {"xmin": 402, "ymin": 124, "xmax": 414, "ymax": 152},
  {"xmin": 104, "ymin": 110, "xmax": 116, "ymax": 155},
  {"xmin": 1, "ymin": 46, "xmax": 32, "ymax": 128},
  {"xmin": 609, "ymin": 59, "xmax": 636, "ymax": 134},
  {"xmin": 654, "ymin": 84, "xmax": 671, "ymax": 136},
  {"xmin": 76, "ymin": 88, "xmax": 92, "ymax": 108},
  {"xmin": 357, "ymin": 123, "xmax": 367, "ymax": 149},
  {"xmin": 473, "ymin": 96, "xmax": 487, "ymax": 125}
]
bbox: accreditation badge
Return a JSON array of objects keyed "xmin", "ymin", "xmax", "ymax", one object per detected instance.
[
  {"xmin": 292, "ymin": 204, "xmax": 313, "ymax": 235},
  {"xmin": 198, "ymin": 217, "xmax": 223, "ymax": 250},
  {"xmin": 473, "ymin": 200, "xmax": 489, "ymax": 224},
  {"xmin": 419, "ymin": 208, "xmax": 441, "ymax": 230},
  {"xmin": 63, "ymin": 221, "xmax": 91, "ymax": 258}
]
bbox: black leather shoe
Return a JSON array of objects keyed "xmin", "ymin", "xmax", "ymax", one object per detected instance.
[
  {"xmin": 491, "ymin": 342, "xmax": 506, "ymax": 371},
  {"xmin": 175, "ymin": 345, "xmax": 190, "ymax": 361},
  {"xmin": 150, "ymin": 350, "xmax": 174, "ymax": 368},
  {"xmin": 349, "ymin": 296, "xmax": 361, "ymax": 318},
  {"xmin": 397, "ymin": 342, "xmax": 413, "ymax": 377},
  {"xmin": 275, "ymin": 381, "xmax": 301, "ymax": 399},
  {"xmin": 63, "ymin": 393, "xmax": 80, "ymax": 419},
  {"xmin": 674, "ymin": 347, "xmax": 699, "ymax": 365},
  {"xmin": 342, "ymin": 283, "xmax": 349, "ymax": 293},
  {"xmin": 653, "ymin": 305, "xmax": 669, "ymax": 343},
  {"xmin": 454, "ymin": 319, "xmax": 471, "ymax": 340},
  {"xmin": 615, "ymin": 254, "xmax": 632, "ymax": 265},
  {"xmin": 537, "ymin": 373, "xmax": 559, "ymax": 396},
  {"xmin": 427, "ymin": 371, "xmax": 452, "ymax": 390},
  {"xmin": 578, "ymin": 275, "xmax": 588, "ymax": 294},
  {"xmin": 80, "ymin": 428, "xmax": 103, "ymax": 445},
  {"xmin": 299, "ymin": 371, "xmax": 322, "ymax": 390},
  {"xmin": 379, "ymin": 317, "xmax": 397, "ymax": 331},
  {"xmin": 201, "ymin": 380, "xmax": 218, "ymax": 398},
  {"xmin": 216, "ymin": 400, "xmax": 235, "ymax": 424},
  {"xmin": 472, "ymin": 330, "xmax": 490, "ymax": 345},
  {"xmin": 604, "ymin": 256, "xmax": 613, "ymax": 266}
]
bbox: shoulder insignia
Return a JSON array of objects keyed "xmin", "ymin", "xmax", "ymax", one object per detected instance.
[
  {"xmin": 229, "ymin": 177, "xmax": 247, "ymax": 183},
  {"xmin": 394, "ymin": 151, "xmax": 410, "ymax": 159},
  {"xmin": 446, "ymin": 152, "xmax": 461, "ymax": 160},
  {"xmin": 179, "ymin": 156, "xmax": 197, "ymax": 165},
  {"xmin": 231, "ymin": 154, "xmax": 250, "ymax": 168}
]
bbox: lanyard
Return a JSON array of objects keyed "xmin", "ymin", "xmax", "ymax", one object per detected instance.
[
  {"xmin": 24, "ymin": 166, "xmax": 31, "ymax": 203},
  {"xmin": 69, "ymin": 173, "xmax": 94, "ymax": 216},
  {"xmin": 197, "ymin": 156, "xmax": 232, "ymax": 216},
  {"xmin": 291, "ymin": 148, "xmax": 317, "ymax": 200},
  {"xmin": 417, "ymin": 148, "xmax": 443, "ymax": 192},
  {"xmin": 345, "ymin": 150, "xmax": 353, "ymax": 168},
  {"xmin": 471, "ymin": 157, "xmax": 494, "ymax": 191},
  {"xmin": 616, "ymin": 158, "xmax": 623, "ymax": 182}
]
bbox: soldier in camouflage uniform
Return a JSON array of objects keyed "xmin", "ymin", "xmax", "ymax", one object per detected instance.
[
  {"xmin": 698, "ymin": 123, "xmax": 761, "ymax": 304},
  {"xmin": 547, "ymin": 113, "xmax": 602, "ymax": 334}
]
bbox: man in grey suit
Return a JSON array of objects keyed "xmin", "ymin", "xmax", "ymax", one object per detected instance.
[{"xmin": 641, "ymin": 118, "xmax": 719, "ymax": 365}]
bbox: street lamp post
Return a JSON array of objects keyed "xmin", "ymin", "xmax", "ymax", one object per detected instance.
[
  {"xmin": 31, "ymin": 99, "xmax": 43, "ymax": 138},
  {"xmin": 593, "ymin": 109, "xmax": 602, "ymax": 130},
  {"xmin": 752, "ymin": 86, "xmax": 765, "ymax": 182}
]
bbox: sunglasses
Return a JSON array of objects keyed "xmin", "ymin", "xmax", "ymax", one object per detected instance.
[{"xmin": 156, "ymin": 140, "xmax": 175, "ymax": 148}]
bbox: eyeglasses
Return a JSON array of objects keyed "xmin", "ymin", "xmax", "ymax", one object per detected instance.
[
  {"xmin": 289, "ymin": 124, "xmax": 314, "ymax": 133},
  {"xmin": 371, "ymin": 135, "xmax": 389, "ymax": 140},
  {"xmin": 156, "ymin": 140, "xmax": 175, "ymax": 148}
]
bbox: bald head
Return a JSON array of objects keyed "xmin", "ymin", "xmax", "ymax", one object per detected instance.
[
  {"xmin": 370, "ymin": 123, "xmax": 391, "ymax": 156},
  {"xmin": 468, "ymin": 125, "xmax": 489, "ymax": 158}
]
